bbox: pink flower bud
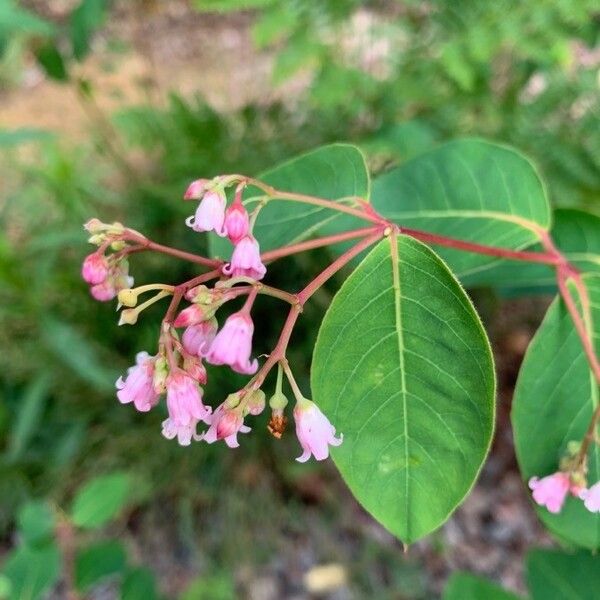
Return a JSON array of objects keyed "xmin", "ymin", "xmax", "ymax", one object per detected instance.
[
  {"xmin": 185, "ymin": 190, "xmax": 227, "ymax": 236},
  {"xmin": 174, "ymin": 304, "xmax": 206, "ymax": 328},
  {"xmin": 182, "ymin": 319, "xmax": 218, "ymax": 356},
  {"xmin": 183, "ymin": 356, "xmax": 207, "ymax": 385},
  {"xmin": 82, "ymin": 253, "xmax": 109, "ymax": 285},
  {"xmin": 293, "ymin": 399, "xmax": 343, "ymax": 462},
  {"xmin": 90, "ymin": 279, "xmax": 117, "ymax": 302},
  {"xmin": 116, "ymin": 352, "xmax": 160, "ymax": 412},
  {"xmin": 202, "ymin": 402, "xmax": 250, "ymax": 448},
  {"xmin": 224, "ymin": 201, "xmax": 250, "ymax": 244},
  {"xmin": 183, "ymin": 178, "xmax": 210, "ymax": 200},
  {"xmin": 162, "ymin": 371, "xmax": 212, "ymax": 446},
  {"xmin": 579, "ymin": 481, "xmax": 600, "ymax": 513},
  {"xmin": 528, "ymin": 472, "xmax": 571, "ymax": 514},
  {"xmin": 222, "ymin": 235, "xmax": 266, "ymax": 281},
  {"xmin": 205, "ymin": 311, "xmax": 258, "ymax": 375}
]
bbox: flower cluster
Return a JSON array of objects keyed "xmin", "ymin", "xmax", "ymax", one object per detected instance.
[{"xmin": 82, "ymin": 176, "xmax": 343, "ymax": 462}]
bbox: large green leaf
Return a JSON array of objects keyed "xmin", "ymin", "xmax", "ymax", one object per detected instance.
[
  {"xmin": 75, "ymin": 540, "xmax": 126, "ymax": 592},
  {"xmin": 526, "ymin": 549, "xmax": 600, "ymax": 600},
  {"xmin": 371, "ymin": 139, "xmax": 551, "ymax": 279},
  {"xmin": 209, "ymin": 144, "xmax": 369, "ymax": 258},
  {"xmin": 444, "ymin": 572, "xmax": 521, "ymax": 600},
  {"xmin": 311, "ymin": 236, "xmax": 495, "ymax": 543},
  {"xmin": 463, "ymin": 208, "xmax": 600, "ymax": 292},
  {"xmin": 513, "ymin": 274, "xmax": 600, "ymax": 549}
]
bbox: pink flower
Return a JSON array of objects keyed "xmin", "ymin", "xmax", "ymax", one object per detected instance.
[
  {"xmin": 174, "ymin": 304, "xmax": 206, "ymax": 328},
  {"xmin": 162, "ymin": 371, "xmax": 212, "ymax": 446},
  {"xmin": 182, "ymin": 319, "xmax": 218, "ymax": 356},
  {"xmin": 528, "ymin": 472, "xmax": 571, "ymax": 513},
  {"xmin": 91, "ymin": 279, "xmax": 117, "ymax": 302},
  {"xmin": 224, "ymin": 200, "xmax": 250, "ymax": 244},
  {"xmin": 183, "ymin": 178, "xmax": 209, "ymax": 200},
  {"xmin": 205, "ymin": 311, "xmax": 258, "ymax": 374},
  {"xmin": 223, "ymin": 235, "xmax": 266, "ymax": 281},
  {"xmin": 293, "ymin": 399, "xmax": 343, "ymax": 462},
  {"xmin": 116, "ymin": 352, "xmax": 160, "ymax": 412},
  {"xmin": 183, "ymin": 355, "xmax": 207, "ymax": 385},
  {"xmin": 579, "ymin": 481, "xmax": 600, "ymax": 513},
  {"xmin": 185, "ymin": 190, "xmax": 227, "ymax": 236},
  {"xmin": 89, "ymin": 261, "xmax": 134, "ymax": 302},
  {"xmin": 82, "ymin": 253, "xmax": 109, "ymax": 285},
  {"xmin": 202, "ymin": 402, "xmax": 250, "ymax": 448}
]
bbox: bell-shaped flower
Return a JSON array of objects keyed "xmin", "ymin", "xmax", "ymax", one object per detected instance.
[
  {"xmin": 205, "ymin": 311, "xmax": 258, "ymax": 375},
  {"xmin": 185, "ymin": 190, "xmax": 227, "ymax": 236},
  {"xmin": 162, "ymin": 371, "xmax": 212, "ymax": 446},
  {"xmin": 293, "ymin": 398, "xmax": 343, "ymax": 462},
  {"xmin": 182, "ymin": 319, "xmax": 218, "ymax": 356},
  {"xmin": 224, "ymin": 200, "xmax": 250, "ymax": 244},
  {"xmin": 82, "ymin": 253, "xmax": 109, "ymax": 285},
  {"xmin": 580, "ymin": 481, "xmax": 600, "ymax": 513},
  {"xmin": 528, "ymin": 472, "xmax": 571, "ymax": 514},
  {"xmin": 183, "ymin": 178, "xmax": 209, "ymax": 200},
  {"xmin": 202, "ymin": 399, "xmax": 250, "ymax": 448},
  {"xmin": 116, "ymin": 352, "xmax": 160, "ymax": 412},
  {"xmin": 222, "ymin": 235, "xmax": 266, "ymax": 281}
]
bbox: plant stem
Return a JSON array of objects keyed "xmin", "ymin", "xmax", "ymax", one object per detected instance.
[
  {"xmin": 241, "ymin": 176, "xmax": 386, "ymax": 225},
  {"xmin": 261, "ymin": 226, "xmax": 380, "ymax": 262},
  {"xmin": 122, "ymin": 230, "xmax": 222, "ymax": 269},
  {"xmin": 400, "ymin": 227, "xmax": 562, "ymax": 265},
  {"xmin": 297, "ymin": 229, "xmax": 385, "ymax": 304}
]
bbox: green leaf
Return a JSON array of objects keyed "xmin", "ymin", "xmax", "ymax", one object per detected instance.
[
  {"xmin": 311, "ymin": 236, "xmax": 495, "ymax": 543},
  {"xmin": 526, "ymin": 549, "xmax": 600, "ymax": 600},
  {"xmin": 209, "ymin": 144, "xmax": 369, "ymax": 259},
  {"xmin": 513, "ymin": 274, "xmax": 600, "ymax": 549},
  {"xmin": 34, "ymin": 43, "xmax": 68, "ymax": 82},
  {"xmin": 17, "ymin": 501, "xmax": 55, "ymax": 547},
  {"xmin": 180, "ymin": 572, "xmax": 235, "ymax": 600},
  {"xmin": 75, "ymin": 540, "xmax": 126, "ymax": 592},
  {"xmin": 0, "ymin": 128, "xmax": 55, "ymax": 148},
  {"xmin": 444, "ymin": 572, "xmax": 521, "ymax": 600},
  {"xmin": 193, "ymin": 0, "xmax": 276, "ymax": 13},
  {"xmin": 71, "ymin": 472, "xmax": 132, "ymax": 529},
  {"xmin": 6, "ymin": 376, "xmax": 50, "ymax": 462},
  {"xmin": 70, "ymin": 0, "xmax": 108, "ymax": 61},
  {"xmin": 0, "ymin": 1, "xmax": 55, "ymax": 37},
  {"xmin": 463, "ymin": 209, "xmax": 600, "ymax": 292},
  {"xmin": 2, "ymin": 543, "xmax": 61, "ymax": 600},
  {"xmin": 371, "ymin": 139, "xmax": 551, "ymax": 280},
  {"xmin": 121, "ymin": 567, "xmax": 159, "ymax": 600}
]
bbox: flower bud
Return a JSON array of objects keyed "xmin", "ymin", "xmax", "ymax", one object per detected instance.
[
  {"xmin": 183, "ymin": 356, "xmax": 207, "ymax": 385},
  {"xmin": 153, "ymin": 356, "xmax": 169, "ymax": 393},
  {"xmin": 269, "ymin": 390, "xmax": 289, "ymax": 410},
  {"xmin": 183, "ymin": 178, "xmax": 210, "ymax": 200},
  {"xmin": 118, "ymin": 288, "xmax": 138, "ymax": 308},
  {"xmin": 118, "ymin": 308, "xmax": 138, "ymax": 326},
  {"xmin": 82, "ymin": 253, "xmax": 109, "ymax": 285},
  {"xmin": 224, "ymin": 200, "xmax": 250, "ymax": 244},
  {"xmin": 245, "ymin": 389, "xmax": 266, "ymax": 416}
]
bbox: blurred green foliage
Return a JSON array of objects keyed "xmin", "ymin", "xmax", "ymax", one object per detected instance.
[{"xmin": 0, "ymin": 0, "xmax": 599, "ymax": 596}]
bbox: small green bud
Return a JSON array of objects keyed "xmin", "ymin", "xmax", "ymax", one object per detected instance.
[
  {"xmin": 269, "ymin": 390, "xmax": 288, "ymax": 411},
  {"xmin": 153, "ymin": 357, "xmax": 168, "ymax": 393},
  {"xmin": 245, "ymin": 389, "xmax": 266, "ymax": 416},
  {"xmin": 225, "ymin": 392, "xmax": 242, "ymax": 409}
]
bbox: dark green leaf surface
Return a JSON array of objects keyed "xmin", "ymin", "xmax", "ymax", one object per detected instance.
[
  {"xmin": 209, "ymin": 144, "xmax": 369, "ymax": 258},
  {"xmin": 121, "ymin": 568, "xmax": 159, "ymax": 600},
  {"xmin": 71, "ymin": 472, "xmax": 132, "ymax": 529},
  {"xmin": 526, "ymin": 549, "xmax": 600, "ymax": 600},
  {"xmin": 17, "ymin": 501, "xmax": 55, "ymax": 547},
  {"xmin": 75, "ymin": 540, "xmax": 126, "ymax": 592},
  {"xmin": 444, "ymin": 572, "xmax": 521, "ymax": 600},
  {"xmin": 513, "ymin": 275, "xmax": 600, "ymax": 549},
  {"xmin": 372, "ymin": 139, "xmax": 551, "ymax": 279},
  {"xmin": 312, "ymin": 236, "xmax": 495, "ymax": 543}
]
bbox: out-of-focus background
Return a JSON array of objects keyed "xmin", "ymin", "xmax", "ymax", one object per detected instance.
[{"xmin": 0, "ymin": 1, "xmax": 599, "ymax": 598}]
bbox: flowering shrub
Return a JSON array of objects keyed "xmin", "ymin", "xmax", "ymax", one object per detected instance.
[{"xmin": 82, "ymin": 141, "xmax": 600, "ymax": 548}]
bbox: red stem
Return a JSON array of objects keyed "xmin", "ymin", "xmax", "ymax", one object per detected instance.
[
  {"xmin": 261, "ymin": 226, "xmax": 379, "ymax": 263},
  {"xmin": 400, "ymin": 227, "xmax": 561, "ymax": 266}
]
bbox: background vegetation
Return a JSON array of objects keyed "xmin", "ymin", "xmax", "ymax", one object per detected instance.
[{"xmin": 0, "ymin": 1, "xmax": 598, "ymax": 598}]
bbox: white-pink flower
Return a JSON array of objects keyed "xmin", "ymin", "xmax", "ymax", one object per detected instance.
[
  {"xmin": 82, "ymin": 253, "xmax": 109, "ymax": 285},
  {"xmin": 205, "ymin": 311, "xmax": 258, "ymax": 375},
  {"xmin": 116, "ymin": 352, "xmax": 160, "ymax": 412},
  {"xmin": 293, "ymin": 399, "xmax": 343, "ymax": 462},
  {"xmin": 528, "ymin": 472, "xmax": 571, "ymax": 514},
  {"xmin": 579, "ymin": 481, "xmax": 600, "ymax": 513},
  {"xmin": 181, "ymin": 319, "xmax": 218, "ymax": 356},
  {"xmin": 224, "ymin": 200, "xmax": 250, "ymax": 244},
  {"xmin": 202, "ymin": 402, "xmax": 250, "ymax": 448},
  {"xmin": 185, "ymin": 190, "xmax": 227, "ymax": 236},
  {"xmin": 222, "ymin": 235, "xmax": 266, "ymax": 281},
  {"xmin": 183, "ymin": 178, "xmax": 209, "ymax": 200},
  {"xmin": 162, "ymin": 371, "xmax": 212, "ymax": 446}
]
